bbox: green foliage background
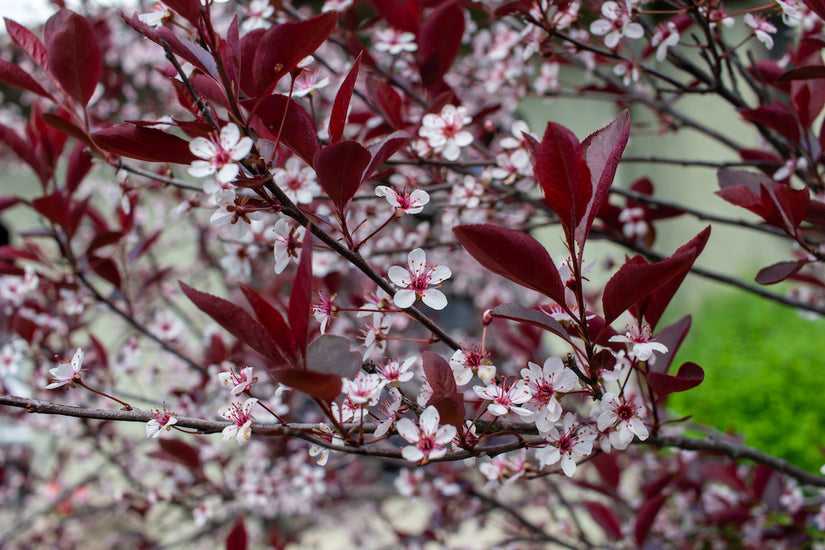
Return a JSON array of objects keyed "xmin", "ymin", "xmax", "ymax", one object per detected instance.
[{"xmin": 668, "ymin": 290, "xmax": 825, "ymax": 472}]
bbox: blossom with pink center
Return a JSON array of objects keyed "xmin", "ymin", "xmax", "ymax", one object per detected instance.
[
  {"xmin": 312, "ymin": 291, "xmax": 338, "ymax": 334},
  {"xmin": 519, "ymin": 357, "xmax": 578, "ymax": 432},
  {"xmin": 375, "ymin": 185, "xmax": 430, "ymax": 216},
  {"xmin": 374, "ymin": 28, "xmax": 418, "ymax": 55},
  {"xmin": 145, "ymin": 406, "xmax": 178, "ymax": 438},
  {"xmin": 374, "ymin": 387, "xmax": 403, "ymax": 438},
  {"xmin": 596, "ymin": 392, "xmax": 649, "ymax": 450},
  {"xmin": 361, "ymin": 313, "xmax": 392, "ymax": 358},
  {"xmin": 43, "ymin": 348, "xmax": 84, "ymax": 389},
  {"xmin": 775, "ymin": 0, "xmax": 803, "ymax": 26},
  {"xmin": 376, "ymin": 357, "xmax": 416, "ymax": 385},
  {"xmin": 744, "ymin": 13, "xmax": 777, "ymax": 50},
  {"xmin": 217, "ymin": 366, "xmax": 258, "ymax": 397},
  {"xmin": 292, "ymin": 71, "xmax": 330, "ymax": 98},
  {"xmin": 418, "ymin": 105, "xmax": 473, "ymax": 161},
  {"xmin": 473, "ymin": 379, "xmax": 532, "ymax": 417},
  {"xmin": 396, "ymin": 405, "xmax": 456, "ymax": 463},
  {"xmin": 589, "ymin": 1, "xmax": 644, "ymax": 49},
  {"xmin": 137, "ymin": 1, "xmax": 172, "ymax": 27},
  {"xmin": 188, "ymin": 123, "xmax": 253, "ymax": 184},
  {"xmin": 322, "ymin": 0, "xmax": 353, "ymax": 12},
  {"xmin": 273, "ymin": 156, "xmax": 320, "ymax": 205},
  {"xmin": 309, "ymin": 423, "xmax": 343, "ymax": 466},
  {"xmin": 651, "ymin": 21, "xmax": 679, "ymax": 62},
  {"xmin": 219, "ymin": 398, "xmax": 257, "ymax": 445},
  {"xmin": 267, "ymin": 219, "xmax": 306, "ymax": 274},
  {"xmin": 618, "ymin": 206, "xmax": 649, "ymax": 239},
  {"xmin": 210, "ymin": 188, "xmax": 263, "ymax": 239},
  {"xmin": 388, "ymin": 248, "xmax": 451, "ymax": 310},
  {"xmin": 449, "ymin": 175, "xmax": 485, "ymax": 208},
  {"xmin": 535, "ymin": 412, "xmax": 597, "ymax": 476},
  {"xmin": 342, "ymin": 372, "xmax": 387, "ymax": 406},
  {"xmin": 608, "ymin": 322, "xmax": 668, "ymax": 361},
  {"xmin": 450, "ymin": 346, "xmax": 495, "ymax": 386},
  {"xmin": 241, "ymin": 0, "xmax": 274, "ymax": 32},
  {"xmin": 479, "ymin": 449, "xmax": 527, "ymax": 488}
]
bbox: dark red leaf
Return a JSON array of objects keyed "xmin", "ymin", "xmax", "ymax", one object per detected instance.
[
  {"xmin": 271, "ymin": 368, "xmax": 342, "ymax": 402},
  {"xmin": 453, "ymin": 224, "xmax": 565, "ymax": 304},
  {"xmin": 755, "ymin": 259, "xmax": 809, "ymax": 285},
  {"xmin": 0, "ymin": 59, "xmax": 52, "ymax": 98},
  {"xmin": 93, "ymin": 124, "xmax": 196, "ymax": 164},
  {"xmin": 635, "ymin": 494, "xmax": 667, "ymax": 545},
  {"xmin": 41, "ymin": 113, "xmax": 94, "ymax": 148},
  {"xmin": 224, "ymin": 15, "xmax": 241, "ymax": 101},
  {"xmin": 647, "ymin": 362, "xmax": 704, "ymax": 397},
  {"xmin": 180, "ymin": 282, "xmax": 286, "ymax": 364},
  {"xmin": 364, "ymin": 131, "xmax": 410, "ymax": 180},
  {"xmin": 422, "ymin": 351, "xmax": 464, "ymax": 428},
  {"xmin": 589, "ymin": 452, "xmax": 620, "ymax": 489},
  {"xmin": 369, "ymin": 78, "xmax": 406, "ymax": 130},
  {"xmin": 87, "ymin": 231, "xmax": 122, "ymax": 254},
  {"xmin": 4, "ymin": 18, "xmax": 48, "ymax": 68},
  {"xmin": 252, "ymin": 12, "xmax": 337, "ymax": 96},
  {"xmin": 128, "ymin": 229, "xmax": 163, "ymax": 264},
  {"xmin": 240, "ymin": 286, "xmax": 296, "ymax": 363},
  {"xmin": 780, "ymin": 65, "xmax": 825, "ymax": 82},
  {"xmin": 157, "ymin": 438, "xmax": 201, "ymax": 470},
  {"xmin": 584, "ymin": 501, "xmax": 623, "ymax": 539},
  {"xmin": 0, "ymin": 122, "xmax": 39, "ymax": 175},
  {"xmin": 226, "ymin": 517, "xmax": 247, "ymax": 550},
  {"xmin": 250, "ymin": 94, "xmax": 319, "ymax": 165},
  {"xmin": 647, "ymin": 315, "xmax": 691, "ymax": 376},
  {"xmin": 313, "ymin": 140, "xmax": 371, "ymax": 214},
  {"xmin": 369, "ymin": 0, "xmax": 421, "ymax": 33},
  {"xmin": 739, "ymin": 104, "xmax": 800, "ymax": 143},
  {"xmin": 602, "ymin": 249, "xmax": 696, "ymax": 326},
  {"xmin": 804, "ymin": 0, "xmax": 825, "ymax": 22},
  {"xmin": 44, "ymin": 10, "xmax": 101, "ymax": 106},
  {"xmin": 306, "ymin": 335, "xmax": 361, "ymax": 378},
  {"xmin": 487, "ymin": 303, "xmax": 574, "ymax": 346},
  {"xmin": 88, "ymin": 254, "xmax": 122, "ymax": 289},
  {"xmin": 633, "ymin": 226, "xmax": 710, "ymax": 329},
  {"xmin": 65, "ymin": 142, "xmax": 93, "ymax": 194},
  {"xmin": 163, "ymin": 0, "xmax": 201, "ymax": 28},
  {"xmin": 578, "ymin": 111, "xmax": 630, "ymax": 246},
  {"xmin": 524, "ymin": 122, "xmax": 592, "ymax": 235},
  {"xmin": 288, "ymin": 226, "xmax": 313, "ymax": 355},
  {"xmin": 329, "ymin": 53, "xmax": 362, "ymax": 144},
  {"xmin": 494, "ymin": 0, "xmax": 533, "ymax": 17},
  {"xmin": 417, "ymin": 0, "xmax": 463, "ymax": 89}
]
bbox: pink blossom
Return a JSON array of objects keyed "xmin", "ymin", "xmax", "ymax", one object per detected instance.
[
  {"xmin": 241, "ymin": 0, "xmax": 274, "ymax": 32},
  {"xmin": 608, "ymin": 322, "xmax": 668, "ymax": 361},
  {"xmin": 535, "ymin": 412, "xmax": 597, "ymax": 476},
  {"xmin": 618, "ymin": 206, "xmax": 649, "ymax": 239},
  {"xmin": 744, "ymin": 14, "xmax": 777, "ymax": 50},
  {"xmin": 292, "ymin": 70, "xmax": 330, "ymax": 98},
  {"xmin": 651, "ymin": 21, "xmax": 680, "ymax": 62},
  {"xmin": 312, "ymin": 291, "xmax": 338, "ymax": 334},
  {"xmin": 449, "ymin": 346, "xmax": 495, "ymax": 386},
  {"xmin": 396, "ymin": 406, "xmax": 456, "ymax": 463},
  {"xmin": 374, "ymin": 28, "xmax": 418, "ymax": 55},
  {"xmin": 145, "ymin": 406, "xmax": 178, "ymax": 438},
  {"xmin": 267, "ymin": 219, "xmax": 306, "ymax": 274},
  {"xmin": 388, "ymin": 248, "xmax": 452, "ymax": 310},
  {"xmin": 273, "ymin": 156, "xmax": 320, "ymax": 205},
  {"xmin": 473, "ymin": 379, "xmax": 532, "ymax": 417},
  {"xmin": 589, "ymin": 1, "xmax": 644, "ymax": 49},
  {"xmin": 596, "ymin": 392, "xmax": 649, "ymax": 450},
  {"xmin": 479, "ymin": 449, "xmax": 527, "ymax": 487},
  {"xmin": 217, "ymin": 366, "xmax": 258, "ymax": 397},
  {"xmin": 418, "ymin": 105, "xmax": 474, "ymax": 161},
  {"xmin": 519, "ymin": 357, "xmax": 578, "ymax": 432},
  {"xmin": 342, "ymin": 372, "xmax": 386, "ymax": 406},
  {"xmin": 219, "ymin": 398, "xmax": 257, "ymax": 445},
  {"xmin": 43, "ymin": 348, "xmax": 84, "ymax": 389},
  {"xmin": 137, "ymin": 2, "xmax": 172, "ymax": 27},
  {"xmin": 375, "ymin": 185, "xmax": 430, "ymax": 216},
  {"xmin": 188, "ymin": 123, "xmax": 253, "ymax": 184},
  {"xmin": 376, "ymin": 357, "xmax": 416, "ymax": 385}
]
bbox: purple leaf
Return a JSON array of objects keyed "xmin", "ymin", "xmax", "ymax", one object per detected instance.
[
  {"xmin": 288, "ymin": 226, "xmax": 313, "ymax": 355},
  {"xmin": 250, "ymin": 94, "xmax": 319, "ymax": 166},
  {"xmin": 271, "ymin": 368, "xmax": 342, "ymax": 402},
  {"xmin": 306, "ymin": 335, "xmax": 361, "ymax": 379},
  {"xmin": 329, "ymin": 53, "xmax": 362, "ymax": 144},
  {"xmin": 240, "ymin": 285, "xmax": 296, "ymax": 363},
  {"xmin": 45, "ymin": 10, "xmax": 101, "ymax": 106},
  {"xmin": 755, "ymin": 259, "xmax": 809, "ymax": 285},
  {"xmin": 647, "ymin": 362, "xmax": 704, "ymax": 397},
  {"xmin": 313, "ymin": 140, "xmax": 371, "ymax": 214},
  {"xmin": 635, "ymin": 494, "xmax": 668, "ymax": 546},
  {"xmin": 487, "ymin": 303, "xmax": 574, "ymax": 346},
  {"xmin": 92, "ymin": 124, "xmax": 196, "ymax": 164}
]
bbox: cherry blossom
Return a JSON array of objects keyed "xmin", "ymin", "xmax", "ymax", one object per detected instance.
[
  {"xmin": 312, "ymin": 291, "xmax": 337, "ymax": 334},
  {"xmin": 273, "ymin": 156, "xmax": 320, "ymax": 205},
  {"xmin": 342, "ymin": 372, "xmax": 386, "ymax": 406},
  {"xmin": 217, "ymin": 366, "xmax": 258, "ymax": 397},
  {"xmin": 479, "ymin": 449, "xmax": 527, "ymax": 488},
  {"xmin": 241, "ymin": 0, "xmax": 274, "ymax": 32},
  {"xmin": 608, "ymin": 322, "xmax": 668, "ymax": 361},
  {"xmin": 589, "ymin": 1, "xmax": 644, "ymax": 49},
  {"xmin": 374, "ymin": 28, "xmax": 418, "ymax": 55},
  {"xmin": 418, "ymin": 104, "xmax": 474, "ymax": 161},
  {"xmin": 188, "ymin": 123, "xmax": 253, "ymax": 184},
  {"xmin": 43, "ymin": 348, "xmax": 84, "ymax": 390},
  {"xmin": 210, "ymin": 188, "xmax": 263, "ymax": 239},
  {"xmin": 387, "ymin": 248, "xmax": 452, "ymax": 310},
  {"xmin": 596, "ymin": 392, "xmax": 649, "ymax": 450},
  {"xmin": 651, "ymin": 21, "xmax": 679, "ymax": 62},
  {"xmin": 268, "ymin": 219, "xmax": 305, "ymax": 274},
  {"xmin": 137, "ymin": 2, "xmax": 172, "ymax": 27},
  {"xmin": 373, "ymin": 387, "xmax": 403, "ymax": 438},
  {"xmin": 618, "ymin": 206, "xmax": 649, "ymax": 239},
  {"xmin": 321, "ymin": 0, "xmax": 352, "ymax": 13},
  {"xmin": 361, "ymin": 313, "xmax": 392, "ymax": 358},
  {"xmin": 396, "ymin": 406, "xmax": 456, "ymax": 463},
  {"xmin": 145, "ymin": 406, "xmax": 178, "ymax": 438},
  {"xmin": 519, "ymin": 357, "xmax": 578, "ymax": 433},
  {"xmin": 292, "ymin": 70, "xmax": 330, "ymax": 98},
  {"xmin": 775, "ymin": 0, "xmax": 803, "ymax": 27},
  {"xmin": 449, "ymin": 346, "xmax": 495, "ymax": 386},
  {"xmin": 375, "ymin": 185, "xmax": 430, "ymax": 216},
  {"xmin": 309, "ymin": 423, "xmax": 342, "ymax": 466},
  {"xmin": 376, "ymin": 357, "xmax": 416, "ymax": 385},
  {"xmin": 473, "ymin": 379, "xmax": 532, "ymax": 417},
  {"xmin": 744, "ymin": 13, "xmax": 778, "ymax": 50},
  {"xmin": 535, "ymin": 413, "xmax": 597, "ymax": 476},
  {"xmin": 219, "ymin": 398, "xmax": 257, "ymax": 445}
]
